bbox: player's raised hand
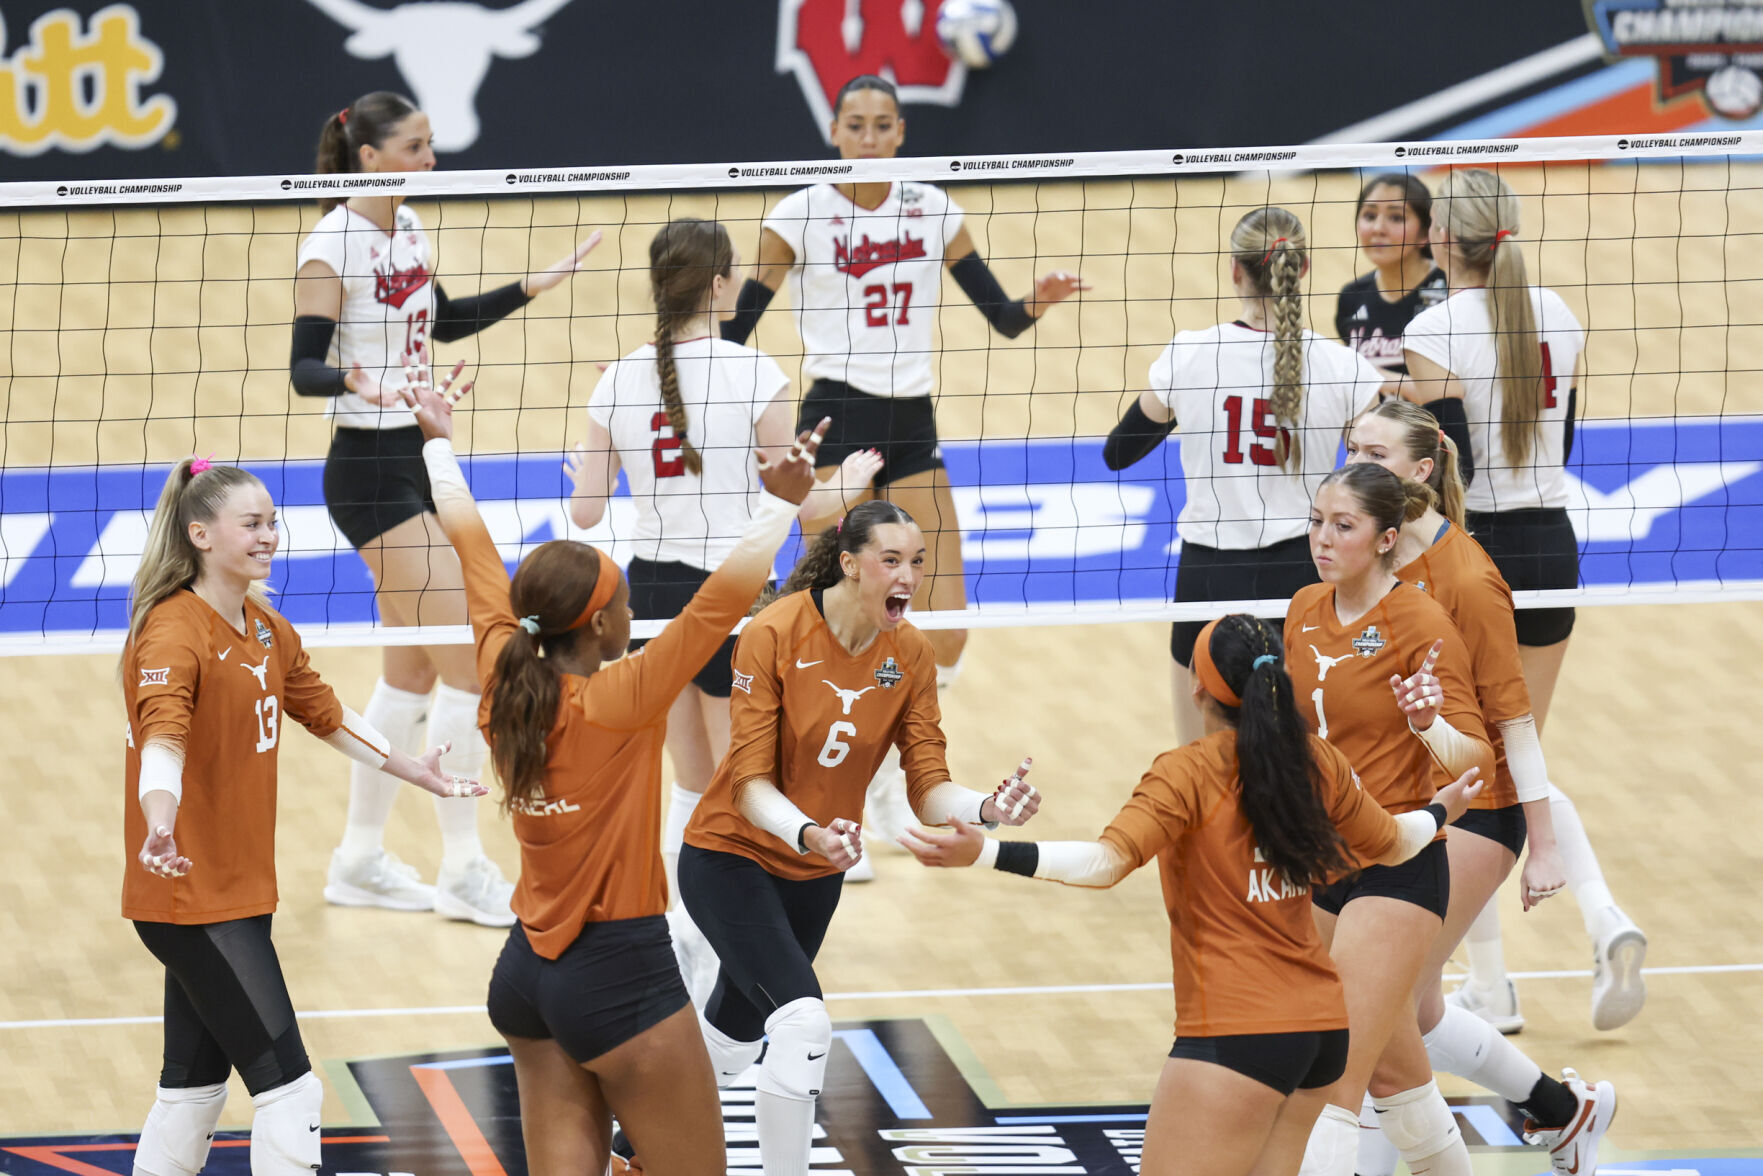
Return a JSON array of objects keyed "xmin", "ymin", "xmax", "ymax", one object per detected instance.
[
  {"xmin": 757, "ymin": 417, "xmax": 829, "ymax": 505},
  {"xmin": 139, "ymin": 824, "xmax": 192, "ymax": 879},
  {"xmin": 803, "ymin": 817, "xmax": 864, "ymax": 871},
  {"xmin": 400, "ymin": 360, "xmax": 472, "ymax": 442},
  {"xmin": 983, "ymin": 757, "xmax": 1039, "ymax": 826},
  {"xmin": 898, "ymin": 821, "xmax": 986, "ymax": 868},
  {"xmin": 1390, "ymin": 638, "xmax": 1445, "ymax": 731},
  {"xmin": 343, "ymin": 362, "xmax": 404, "ymax": 408},
  {"xmin": 835, "ymin": 447, "xmax": 884, "ymax": 508},
  {"xmin": 1028, "ymin": 270, "xmax": 1091, "ymax": 316},
  {"xmin": 524, "ymin": 230, "xmax": 604, "ymax": 296}
]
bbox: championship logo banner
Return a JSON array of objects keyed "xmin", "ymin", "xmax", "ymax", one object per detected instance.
[{"xmin": 1586, "ymin": 0, "xmax": 1763, "ymax": 119}]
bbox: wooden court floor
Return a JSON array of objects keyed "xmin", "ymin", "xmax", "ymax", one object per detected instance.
[{"xmin": 3, "ymin": 164, "xmax": 1762, "ymax": 1161}]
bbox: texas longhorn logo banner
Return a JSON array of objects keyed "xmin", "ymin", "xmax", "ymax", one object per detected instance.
[
  {"xmin": 776, "ymin": 0, "xmax": 968, "ymax": 137},
  {"xmin": 1585, "ymin": 0, "xmax": 1763, "ymax": 119}
]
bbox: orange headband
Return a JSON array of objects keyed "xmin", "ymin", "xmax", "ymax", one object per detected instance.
[
  {"xmin": 1191, "ymin": 617, "xmax": 1242, "ymax": 708},
  {"xmin": 569, "ymin": 547, "xmax": 618, "ymax": 630}
]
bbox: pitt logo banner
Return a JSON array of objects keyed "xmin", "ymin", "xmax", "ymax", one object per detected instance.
[{"xmin": 0, "ymin": 4, "xmax": 177, "ymax": 156}]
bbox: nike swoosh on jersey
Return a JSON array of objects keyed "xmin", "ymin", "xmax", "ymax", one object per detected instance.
[
  {"xmin": 1302, "ymin": 625, "xmax": 1320, "ymax": 632},
  {"xmin": 218, "ymin": 647, "xmax": 231, "ymax": 660},
  {"xmin": 795, "ymin": 659, "xmax": 823, "ymax": 669}
]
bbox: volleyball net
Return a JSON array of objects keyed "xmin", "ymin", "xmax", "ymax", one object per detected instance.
[{"xmin": 1, "ymin": 132, "xmax": 1761, "ymax": 654}]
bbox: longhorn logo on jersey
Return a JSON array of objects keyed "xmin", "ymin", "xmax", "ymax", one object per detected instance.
[
  {"xmin": 823, "ymin": 680, "xmax": 875, "ymax": 715},
  {"xmin": 776, "ymin": 0, "xmax": 969, "ymax": 137},
  {"xmin": 834, "ymin": 233, "xmax": 929, "ymax": 279},
  {"xmin": 374, "ymin": 263, "xmax": 432, "ymax": 311}
]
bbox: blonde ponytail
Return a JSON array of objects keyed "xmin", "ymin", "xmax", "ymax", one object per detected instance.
[
  {"xmin": 1434, "ymin": 169, "xmax": 1544, "ymax": 468},
  {"xmin": 1366, "ymin": 398, "xmax": 1468, "ymax": 529},
  {"xmin": 125, "ymin": 459, "xmax": 270, "ymax": 659}
]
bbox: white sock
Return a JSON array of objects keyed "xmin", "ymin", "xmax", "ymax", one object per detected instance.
[
  {"xmin": 1423, "ymin": 1004, "xmax": 1542, "ymax": 1102},
  {"xmin": 756, "ymin": 1092, "xmax": 815, "ymax": 1176},
  {"xmin": 1550, "ymin": 782, "xmax": 1615, "ymax": 936},
  {"xmin": 430, "ymin": 682, "xmax": 489, "ymax": 873},
  {"xmin": 339, "ymin": 679, "xmax": 430, "ymax": 861},
  {"xmin": 1298, "ymin": 1103, "xmax": 1360, "ymax": 1176},
  {"xmin": 1356, "ymin": 1093, "xmax": 1399, "ymax": 1176},
  {"xmin": 1464, "ymin": 895, "xmax": 1508, "ymax": 989},
  {"xmin": 662, "ymin": 783, "xmax": 701, "ymax": 904}
]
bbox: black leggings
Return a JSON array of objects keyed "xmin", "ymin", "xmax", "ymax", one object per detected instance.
[
  {"xmin": 678, "ymin": 845, "xmax": 845, "ymax": 1042},
  {"xmin": 133, "ymin": 916, "xmax": 310, "ymax": 1095}
]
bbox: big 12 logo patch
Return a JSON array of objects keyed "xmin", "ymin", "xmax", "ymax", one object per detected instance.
[{"xmin": 776, "ymin": 0, "xmax": 968, "ymax": 138}]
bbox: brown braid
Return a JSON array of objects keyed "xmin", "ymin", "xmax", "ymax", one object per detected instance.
[
  {"xmin": 648, "ymin": 218, "xmax": 734, "ymax": 478},
  {"xmin": 1229, "ymin": 207, "xmax": 1310, "ymax": 474}
]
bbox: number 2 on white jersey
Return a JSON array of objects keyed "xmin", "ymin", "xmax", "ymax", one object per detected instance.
[
  {"xmin": 254, "ymin": 696, "xmax": 280, "ymax": 754},
  {"xmin": 817, "ymin": 721, "xmax": 856, "ymax": 767}
]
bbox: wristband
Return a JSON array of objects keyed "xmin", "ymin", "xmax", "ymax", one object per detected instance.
[
  {"xmin": 1425, "ymin": 802, "xmax": 1449, "ymax": 830},
  {"xmin": 993, "ymin": 840, "xmax": 1040, "ymax": 877},
  {"xmin": 796, "ymin": 821, "xmax": 818, "ymax": 855}
]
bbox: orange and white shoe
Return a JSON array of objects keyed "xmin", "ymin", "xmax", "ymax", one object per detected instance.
[{"xmin": 1523, "ymin": 1068, "xmax": 1617, "ymax": 1176}]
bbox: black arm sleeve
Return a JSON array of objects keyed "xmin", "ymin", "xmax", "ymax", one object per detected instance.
[
  {"xmin": 948, "ymin": 251, "xmax": 1037, "ymax": 339},
  {"xmin": 720, "ymin": 278, "xmax": 777, "ymax": 345},
  {"xmin": 290, "ymin": 315, "xmax": 348, "ymax": 398},
  {"xmin": 1103, "ymin": 400, "xmax": 1177, "ymax": 471},
  {"xmin": 1564, "ymin": 386, "xmax": 1577, "ymax": 464},
  {"xmin": 1420, "ymin": 396, "xmax": 1474, "ymax": 487},
  {"xmin": 429, "ymin": 280, "xmax": 533, "ymax": 343}
]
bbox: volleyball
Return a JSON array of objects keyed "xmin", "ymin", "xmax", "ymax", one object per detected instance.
[
  {"xmin": 1705, "ymin": 64, "xmax": 1763, "ymax": 119},
  {"xmin": 936, "ymin": 0, "xmax": 1018, "ymax": 68}
]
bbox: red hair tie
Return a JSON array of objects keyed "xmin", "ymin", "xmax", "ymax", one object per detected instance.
[
  {"xmin": 1491, "ymin": 229, "xmax": 1514, "ymax": 250},
  {"xmin": 1438, "ymin": 428, "xmax": 1446, "ymax": 446},
  {"xmin": 338, "ymin": 108, "xmax": 349, "ymax": 125},
  {"xmin": 1260, "ymin": 238, "xmax": 1288, "ymax": 267},
  {"xmin": 188, "ymin": 453, "xmax": 214, "ymax": 476}
]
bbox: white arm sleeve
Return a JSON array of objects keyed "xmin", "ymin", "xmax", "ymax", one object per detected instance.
[
  {"xmin": 1495, "ymin": 714, "xmax": 1550, "ymax": 803},
  {"xmin": 321, "ymin": 706, "xmax": 393, "ymax": 769},
  {"xmin": 421, "ymin": 437, "xmax": 472, "ymax": 512},
  {"xmin": 1377, "ymin": 808, "xmax": 1447, "ymax": 866},
  {"xmin": 916, "ymin": 781, "xmax": 992, "ymax": 828},
  {"xmin": 1410, "ymin": 715, "xmax": 1485, "ymax": 775},
  {"xmin": 138, "ymin": 741, "xmax": 185, "ymax": 803},
  {"xmin": 975, "ymin": 838, "xmax": 1127, "ymax": 888},
  {"xmin": 736, "ymin": 778, "xmax": 816, "ymax": 855}
]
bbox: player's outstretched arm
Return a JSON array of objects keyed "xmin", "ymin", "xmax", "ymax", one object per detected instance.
[
  {"xmin": 917, "ymin": 757, "xmax": 1041, "ymax": 829},
  {"xmin": 322, "ymin": 715, "xmax": 486, "ymax": 800},
  {"xmin": 899, "ymin": 822, "xmax": 1133, "ymax": 888},
  {"xmin": 400, "ymin": 362, "xmax": 481, "ymax": 538},
  {"xmin": 1104, "ymin": 391, "xmax": 1177, "ymax": 471},
  {"xmin": 944, "ymin": 225, "xmax": 1089, "ymax": 339}
]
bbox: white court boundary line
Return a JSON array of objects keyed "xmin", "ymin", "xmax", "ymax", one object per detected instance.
[{"xmin": 5, "ymin": 961, "xmax": 1759, "ymax": 1032}]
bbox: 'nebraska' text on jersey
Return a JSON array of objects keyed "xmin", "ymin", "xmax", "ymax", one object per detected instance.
[
  {"xmin": 686, "ymin": 590, "xmax": 950, "ymax": 880},
  {"xmin": 763, "ymin": 182, "xmax": 963, "ymax": 399},
  {"xmin": 1334, "ymin": 268, "xmax": 1447, "ymax": 375},
  {"xmin": 295, "ymin": 204, "xmax": 435, "ymax": 431}
]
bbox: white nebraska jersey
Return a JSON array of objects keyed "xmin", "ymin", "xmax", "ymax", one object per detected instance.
[
  {"xmin": 588, "ymin": 336, "xmax": 790, "ymax": 567},
  {"xmin": 1150, "ymin": 323, "xmax": 1386, "ymax": 549},
  {"xmin": 1403, "ymin": 287, "xmax": 1584, "ymax": 513},
  {"xmin": 295, "ymin": 204, "xmax": 434, "ymax": 431},
  {"xmin": 763, "ymin": 181, "xmax": 963, "ymax": 399}
]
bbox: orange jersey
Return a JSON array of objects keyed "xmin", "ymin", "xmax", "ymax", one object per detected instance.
[
  {"xmin": 453, "ymin": 513, "xmax": 766, "ymax": 960},
  {"xmin": 1284, "ymin": 582, "xmax": 1492, "ymax": 815},
  {"xmin": 686, "ymin": 590, "xmax": 950, "ymax": 880},
  {"xmin": 1398, "ymin": 522, "xmax": 1531, "ymax": 810},
  {"xmin": 122, "ymin": 591, "xmax": 343, "ymax": 924},
  {"xmin": 1100, "ymin": 732, "xmax": 1400, "ymax": 1036}
]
